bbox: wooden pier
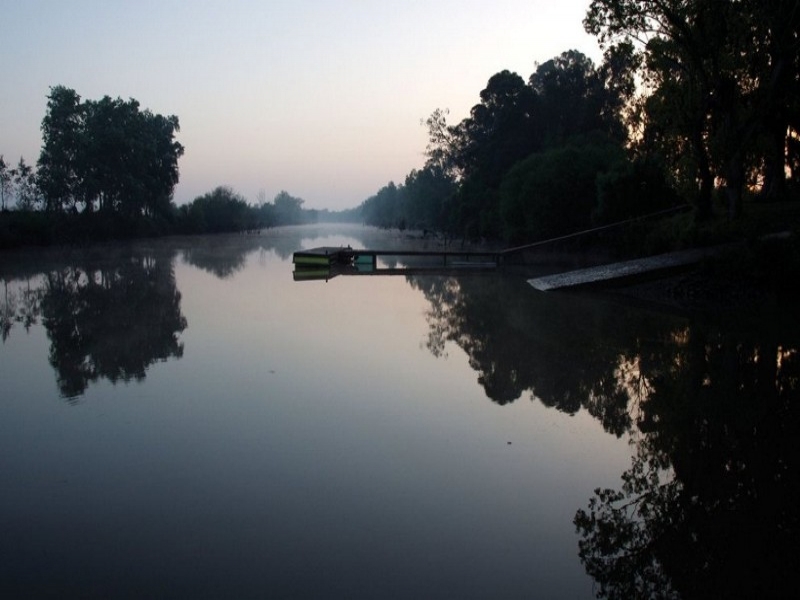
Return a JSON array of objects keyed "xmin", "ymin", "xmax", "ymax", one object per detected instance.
[
  {"xmin": 293, "ymin": 225, "xmax": 764, "ymax": 286},
  {"xmin": 292, "ymin": 244, "xmax": 724, "ymax": 284},
  {"xmin": 293, "ymin": 246, "xmax": 501, "ymax": 280},
  {"xmin": 292, "ymin": 208, "xmax": 700, "ymax": 281},
  {"xmin": 527, "ymin": 246, "xmax": 732, "ymax": 291}
]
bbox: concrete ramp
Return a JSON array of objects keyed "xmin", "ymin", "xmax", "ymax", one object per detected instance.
[{"xmin": 528, "ymin": 247, "xmax": 723, "ymax": 291}]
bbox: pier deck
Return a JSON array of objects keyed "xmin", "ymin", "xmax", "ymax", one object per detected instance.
[
  {"xmin": 527, "ymin": 246, "xmax": 731, "ymax": 291},
  {"xmin": 292, "ymin": 246, "xmax": 501, "ymax": 280}
]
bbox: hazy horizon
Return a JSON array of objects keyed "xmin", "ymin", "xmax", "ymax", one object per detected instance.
[{"xmin": 1, "ymin": 0, "xmax": 600, "ymax": 211}]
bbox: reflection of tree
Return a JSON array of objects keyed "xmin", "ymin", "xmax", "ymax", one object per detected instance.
[
  {"xmin": 179, "ymin": 225, "xmax": 405, "ymax": 277},
  {"xmin": 1, "ymin": 280, "xmax": 14, "ymax": 341},
  {"xmin": 410, "ymin": 273, "xmax": 681, "ymax": 437},
  {"xmin": 575, "ymin": 311, "xmax": 800, "ymax": 599},
  {"xmin": 41, "ymin": 254, "xmax": 187, "ymax": 399},
  {"xmin": 1, "ymin": 278, "xmax": 45, "ymax": 341},
  {"xmin": 410, "ymin": 269, "xmax": 798, "ymax": 597},
  {"xmin": 179, "ymin": 223, "xmax": 467, "ymax": 279},
  {"xmin": 182, "ymin": 242, "xmax": 248, "ymax": 278}
]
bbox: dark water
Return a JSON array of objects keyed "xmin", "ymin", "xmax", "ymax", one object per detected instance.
[{"xmin": 1, "ymin": 224, "xmax": 797, "ymax": 599}]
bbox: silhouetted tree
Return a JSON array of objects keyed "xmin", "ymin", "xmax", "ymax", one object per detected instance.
[
  {"xmin": 584, "ymin": 0, "xmax": 800, "ymax": 219},
  {"xmin": 37, "ymin": 86, "xmax": 84, "ymax": 212},
  {"xmin": 37, "ymin": 85, "xmax": 183, "ymax": 219},
  {"xmin": 499, "ymin": 135, "xmax": 626, "ymax": 242},
  {"xmin": 403, "ymin": 165, "xmax": 457, "ymax": 232},
  {"xmin": 413, "ymin": 49, "xmax": 631, "ymax": 241},
  {"xmin": 181, "ymin": 186, "xmax": 254, "ymax": 233},
  {"xmin": 0, "ymin": 156, "xmax": 12, "ymax": 211},
  {"xmin": 11, "ymin": 157, "xmax": 38, "ymax": 211}
]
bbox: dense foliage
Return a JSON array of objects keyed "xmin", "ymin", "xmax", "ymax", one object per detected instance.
[
  {"xmin": 36, "ymin": 86, "xmax": 184, "ymax": 218},
  {"xmin": 360, "ymin": 1, "xmax": 800, "ymax": 244},
  {"xmin": 359, "ymin": 49, "xmax": 659, "ymax": 242},
  {"xmin": 175, "ymin": 187, "xmax": 319, "ymax": 234}
]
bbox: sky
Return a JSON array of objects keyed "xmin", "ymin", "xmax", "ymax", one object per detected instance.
[{"xmin": 1, "ymin": 0, "xmax": 601, "ymax": 211}]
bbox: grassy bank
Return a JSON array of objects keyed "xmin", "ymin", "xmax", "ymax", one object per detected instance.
[
  {"xmin": 0, "ymin": 210, "xmax": 178, "ymax": 250},
  {"xmin": 610, "ymin": 198, "xmax": 800, "ymax": 309}
]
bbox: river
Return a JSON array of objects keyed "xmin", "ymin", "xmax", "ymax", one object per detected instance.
[{"xmin": 1, "ymin": 224, "xmax": 796, "ymax": 599}]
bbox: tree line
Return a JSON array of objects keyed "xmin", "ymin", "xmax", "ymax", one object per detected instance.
[
  {"xmin": 3, "ymin": 2, "xmax": 799, "ymax": 249},
  {"xmin": 0, "ymin": 87, "xmax": 326, "ymax": 248},
  {"xmin": 358, "ymin": 1, "xmax": 800, "ymax": 244}
]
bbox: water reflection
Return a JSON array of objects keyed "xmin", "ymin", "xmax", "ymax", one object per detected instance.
[
  {"xmin": 409, "ymin": 273, "xmax": 682, "ymax": 437},
  {"xmin": 1, "ymin": 278, "xmax": 44, "ymax": 340},
  {"xmin": 182, "ymin": 224, "xmax": 414, "ymax": 278},
  {"xmin": 182, "ymin": 242, "xmax": 248, "ymax": 278},
  {"xmin": 2, "ymin": 225, "xmax": 797, "ymax": 597},
  {"xmin": 409, "ymin": 269, "xmax": 799, "ymax": 598},
  {"xmin": 574, "ymin": 309, "xmax": 799, "ymax": 599},
  {"xmin": 1, "ymin": 247, "xmax": 186, "ymax": 399}
]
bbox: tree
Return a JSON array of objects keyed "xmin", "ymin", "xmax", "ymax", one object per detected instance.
[
  {"xmin": 454, "ymin": 70, "xmax": 538, "ymax": 188},
  {"xmin": 529, "ymin": 49, "xmax": 624, "ymax": 145},
  {"xmin": 37, "ymin": 86, "xmax": 184, "ymax": 219},
  {"xmin": 499, "ymin": 136, "xmax": 626, "ymax": 242},
  {"xmin": 272, "ymin": 190, "xmax": 305, "ymax": 225},
  {"xmin": 594, "ymin": 155, "xmax": 679, "ymax": 226},
  {"xmin": 418, "ymin": 50, "xmax": 632, "ymax": 241},
  {"xmin": 360, "ymin": 182, "xmax": 403, "ymax": 229},
  {"xmin": 584, "ymin": 0, "xmax": 800, "ymax": 219},
  {"xmin": 403, "ymin": 165, "xmax": 457, "ymax": 232},
  {"xmin": 423, "ymin": 108, "xmax": 461, "ymax": 180},
  {"xmin": 146, "ymin": 113, "xmax": 183, "ymax": 218},
  {"xmin": 37, "ymin": 85, "xmax": 84, "ymax": 212},
  {"xmin": 0, "ymin": 155, "xmax": 12, "ymax": 210},
  {"xmin": 12, "ymin": 157, "xmax": 39, "ymax": 211},
  {"xmin": 182, "ymin": 186, "xmax": 254, "ymax": 233},
  {"xmin": 734, "ymin": 0, "xmax": 800, "ymax": 201}
]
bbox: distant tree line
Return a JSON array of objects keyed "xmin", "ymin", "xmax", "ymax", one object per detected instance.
[
  {"xmin": 359, "ymin": 1, "xmax": 800, "ymax": 244},
  {"xmin": 175, "ymin": 187, "xmax": 323, "ymax": 234}
]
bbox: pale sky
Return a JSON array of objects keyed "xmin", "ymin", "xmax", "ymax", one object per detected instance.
[{"xmin": 1, "ymin": 0, "xmax": 600, "ymax": 211}]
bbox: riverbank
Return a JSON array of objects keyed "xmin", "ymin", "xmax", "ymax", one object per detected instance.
[{"xmin": 611, "ymin": 233, "xmax": 799, "ymax": 311}]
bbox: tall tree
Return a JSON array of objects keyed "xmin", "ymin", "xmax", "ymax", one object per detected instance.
[
  {"xmin": 0, "ymin": 156, "xmax": 11, "ymax": 210},
  {"xmin": 37, "ymin": 86, "xmax": 183, "ymax": 219},
  {"xmin": 529, "ymin": 49, "xmax": 624, "ymax": 145},
  {"xmin": 403, "ymin": 165, "xmax": 457, "ymax": 231},
  {"xmin": 37, "ymin": 86, "xmax": 84, "ymax": 212},
  {"xmin": 454, "ymin": 70, "xmax": 538, "ymax": 187},
  {"xmin": 585, "ymin": 0, "xmax": 800, "ymax": 219},
  {"xmin": 739, "ymin": 0, "xmax": 800, "ymax": 201}
]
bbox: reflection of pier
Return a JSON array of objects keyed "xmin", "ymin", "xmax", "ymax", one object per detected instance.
[{"xmin": 293, "ymin": 246, "xmax": 500, "ymax": 280}]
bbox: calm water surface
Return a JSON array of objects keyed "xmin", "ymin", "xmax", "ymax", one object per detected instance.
[{"xmin": 1, "ymin": 224, "xmax": 797, "ymax": 599}]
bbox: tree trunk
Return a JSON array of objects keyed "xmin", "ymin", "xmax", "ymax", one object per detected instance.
[
  {"xmin": 689, "ymin": 122, "xmax": 715, "ymax": 221},
  {"xmin": 760, "ymin": 121, "xmax": 787, "ymax": 200},
  {"xmin": 725, "ymin": 154, "xmax": 745, "ymax": 220}
]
